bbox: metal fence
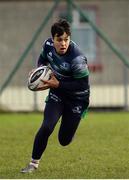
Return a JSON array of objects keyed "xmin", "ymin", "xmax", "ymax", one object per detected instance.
[{"xmin": 0, "ymin": 0, "xmax": 129, "ymax": 111}]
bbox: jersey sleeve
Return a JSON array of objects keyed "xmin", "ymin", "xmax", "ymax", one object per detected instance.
[
  {"xmin": 71, "ymin": 55, "xmax": 89, "ymax": 78},
  {"xmin": 37, "ymin": 40, "xmax": 48, "ymax": 67}
]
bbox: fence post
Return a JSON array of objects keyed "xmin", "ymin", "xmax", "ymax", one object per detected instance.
[{"xmin": 123, "ymin": 66, "xmax": 129, "ymax": 110}]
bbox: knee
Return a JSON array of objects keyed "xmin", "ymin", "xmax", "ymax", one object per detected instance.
[
  {"xmin": 39, "ymin": 125, "xmax": 53, "ymax": 137},
  {"xmin": 58, "ymin": 135, "xmax": 72, "ymax": 146}
]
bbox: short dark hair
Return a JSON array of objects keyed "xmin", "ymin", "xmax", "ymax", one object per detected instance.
[{"xmin": 51, "ymin": 19, "xmax": 71, "ymax": 38}]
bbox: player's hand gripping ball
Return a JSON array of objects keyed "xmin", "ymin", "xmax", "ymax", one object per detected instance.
[{"xmin": 28, "ymin": 66, "xmax": 52, "ymax": 91}]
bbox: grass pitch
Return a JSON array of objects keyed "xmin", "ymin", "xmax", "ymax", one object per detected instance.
[{"xmin": 0, "ymin": 112, "xmax": 129, "ymax": 179}]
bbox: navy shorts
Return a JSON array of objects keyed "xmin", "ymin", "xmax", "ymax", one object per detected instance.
[
  {"xmin": 44, "ymin": 89, "xmax": 89, "ymax": 144},
  {"xmin": 32, "ymin": 89, "xmax": 89, "ymax": 159}
]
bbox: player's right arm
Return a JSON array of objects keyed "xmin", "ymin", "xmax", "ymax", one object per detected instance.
[
  {"xmin": 37, "ymin": 40, "xmax": 48, "ymax": 67},
  {"xmin": 29, "ymin": 40, "xmax": 48, "ymax": 80}
]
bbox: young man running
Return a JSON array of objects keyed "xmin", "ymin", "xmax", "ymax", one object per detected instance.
[{"xmin": 21, "ymin": 18, "xmax": 90, "ymax": 173}]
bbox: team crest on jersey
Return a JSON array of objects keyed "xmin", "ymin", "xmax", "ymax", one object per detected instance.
[{"xmin": 60, "ymin": 62, "xmax": 70, "ymax": 71}]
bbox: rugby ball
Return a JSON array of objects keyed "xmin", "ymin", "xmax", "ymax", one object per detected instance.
[{"xmin": 28, "ymin": 66, "xmax": 52, "ymax": 91}]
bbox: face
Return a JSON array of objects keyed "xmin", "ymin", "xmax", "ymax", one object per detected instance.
[{"xmin": 53, "ymin": 32, "xmax": 70, "ymax": 55}]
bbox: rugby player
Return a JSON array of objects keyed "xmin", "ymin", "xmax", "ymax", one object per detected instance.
[{"xmin": 21, "ymin": 18, "xmax": 90, "ymax": 173}]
